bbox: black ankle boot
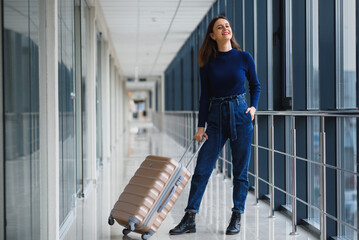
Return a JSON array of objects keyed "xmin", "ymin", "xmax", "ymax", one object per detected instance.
[
  {"xmin": 169, "ymin": 212, "xmax": 196, "ymax": 235},
  {"xmin": 226, "ymin": 212, "xmax": 241, "ymax": 235}
]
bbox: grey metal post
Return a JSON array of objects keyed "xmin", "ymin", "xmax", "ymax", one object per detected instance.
[
  {"xmin": 187, "ymin": 113, "xmax": 193, "ymax": 145},
  {"xmin": 191, "ymin": 112, "xmax": 194, "ymax": 153},
  {"xmin": 290, "ymin": 116, "xmax": 298, "ymax": 235},
  {"xmin": 192, "ymin": 112, "xmax": 194, "ymax": 142},
  {"xmin": 187, "ymin": 113, "xmax": 190, "ymax": 145},
  {"xmin": 223, "ymin": 143, "xmax": 226, "ymax": 179},
  {"xmin": 320, "ymin": 116, "xmax": 326, "ymax": 240},
  {"xmin": 269, "ymin": 115, "xmax": 275, "ymax": 217},
  {"xmin": 254, "ymin": 115, "xmax": 259, "ymax": 205}
]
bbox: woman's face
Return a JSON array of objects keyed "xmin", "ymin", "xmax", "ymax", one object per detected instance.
[{"xmin": 210, "ymin": 18, "xmax": 232, "ymax": 42}]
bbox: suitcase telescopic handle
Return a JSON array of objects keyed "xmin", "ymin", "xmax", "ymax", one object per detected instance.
[
  {"xmin": 179, "ymin": 137, "xmax": 206, "ymax": 168},
  {"xmin": 158, "ymin": 138, "xmax": 206, "ymax": 213}
]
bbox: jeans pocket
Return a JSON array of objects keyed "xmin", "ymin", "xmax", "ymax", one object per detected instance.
[{"xmin": 245, "ymin": 111, "xmax": 252, "ymax": 121}]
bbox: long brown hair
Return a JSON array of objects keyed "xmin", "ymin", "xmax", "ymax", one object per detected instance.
[{"xmin": 198, "ymin": 15, "xmax": 241, "ymax": 67}]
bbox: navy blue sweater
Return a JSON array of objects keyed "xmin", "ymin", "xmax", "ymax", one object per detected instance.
[{"xmin": 198, "ymin": 49, "xmax": 261, "ymax": 127}]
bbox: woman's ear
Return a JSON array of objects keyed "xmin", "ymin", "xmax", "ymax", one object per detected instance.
[{"xmin": 210, "ymin": 33, "xmax": 215, "ymax": 40}]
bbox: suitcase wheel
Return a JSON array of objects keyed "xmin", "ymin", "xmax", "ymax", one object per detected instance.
[
  {"xmin": 122, "ymin": 228, "xmax": 131, "ymax": 236},
  {"xmin": 141, "ymin": 231, "xmax": 153, "ymax": 240},
  {"xmin": 108, "ymin": 215, "xmax": 115, "ymax": 226}
]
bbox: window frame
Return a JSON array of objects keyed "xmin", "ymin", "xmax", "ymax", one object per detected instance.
[
  {"xmin": 335, "ymin": 0, "xmax": 357, "ymax": 109},
  {"xmin": 336, "ymin": 117, "xmax": 358, "ymax": 239},
  {"xmin": 267, "ymin": 0, "xmax": 273, "ymax": 110},
  {"xmin": 0, "ymin": 0, "xmax": 4, "ymax": 238},
  {"xmin": 307, "ymin": 117, "xmax": 321, "ymax": 229},
  {"xmin": 74, "ymin": 0, "xmax": 83, "ymax": 197},
  {"xmin": 285, "ymin": 0, "xmax": 293, "ymax": 99},
  {"xmin": 306, "ymin": 0, "xmax": 320, "ymax": 110}
]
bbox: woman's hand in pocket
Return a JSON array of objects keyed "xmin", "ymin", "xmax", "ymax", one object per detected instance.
[{"xmin": 245, "ymin": 106, "xmax": 256, "ymax": 121}]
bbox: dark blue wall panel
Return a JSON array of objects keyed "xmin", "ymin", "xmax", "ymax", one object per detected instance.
[
  {"xmin": 258, "ymin": 116, "xmax": 269, "ymax": 198},
  {"xmin": 319, "ymin": 0, "xmax": 336, "ymax": 110},
  {"xmin": 274, "ymin": 116, "xmax": 286, "ymax": 209},
  {"xmin": 226, "ymin": 0, "xmax": 234, "ymax": 22},
  {"xmin": 272, "ymin": 0, "xmax": 284, "ymax": 110},
  {"xmin": 234, "ymin": 0, "xmax": 243, "ymax": 49},
  {"xmin": 171, "ymin": 68, "xmax": 175, "ymax": 110},
  {"xmin": 325, "ymin": 118, "xmax": 337, "ymax": 238},
  {"xmin": 244, "ymin": 0, "xmax": 254, "ymax": 55},
  {"xmin": 296, "ymin": 117, "xmax": 307, "ymax": 221},
  {"xmin": 219, "ymin": 0, "xmax": 225, "ymax": 15},
  {"xmin": 174, "ymin": 60, "xmax": 181, "ymax": 110},
  {"xmin": 357, "ymin": 0, "xmax": 359, "ymax": 109},
  {"xmin": 256, "ymin": 0, "xmax": 267, "ymax": 111},
  {"xmin": 213, "ymin": 0, "xmax": 219, "ymax": 16}
]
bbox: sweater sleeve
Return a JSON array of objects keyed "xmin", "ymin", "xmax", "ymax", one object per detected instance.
[
  {"xmin": 198, "ymin": 65, "xmax": 210, "ymax": 127},
  {"xmin": 245, "ymin": 52, "xmax": 261, "ymax": 109}
]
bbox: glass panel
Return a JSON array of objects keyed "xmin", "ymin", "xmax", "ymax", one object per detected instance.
[
  {"xmin": 74, "ymin": 0, "xmax": 82, "ymax": 195},
  {"xmin": 336, "ymin": 0, "xmax": 356, "ymax": 109},
  {"xmin": 307, "ymin": 117, "xmax": 320, "ymax": 228},
  {"xmin": 4, "ymin": 0, "xmax": 40, "ymax": 238},
  {"xmin": 285, "ymin": 117, "xmax": 292, "ymax": 208},
  {"xmin": 109, "ymin": 56, "xmax": 113, "ymax": 145},
  {"xmin": 337, "ymin": 118, "xmax": 357, "ymax": 239},
  {"xmin": 335, "ymin": 0, "xmax": 357, "ymax": 236},
  {"xmin": 306, "ymin": 0, "xmax": 319, "ymax": 109},
  {"xmin": 96, "ymin": 36, "xmax": 103, "ymax": 169},
  {"xmin": 81, "ymin": 1, "xmax": 90, "ymax": 187},
  {"xmin": 58, "ymin": 0, "xmax": 76, "ymax": 226}
]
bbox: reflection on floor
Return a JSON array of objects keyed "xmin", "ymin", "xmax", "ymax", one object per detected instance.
[{"xmin": 106, "ymin": 122, "xmax": 318, "ymax": 240}]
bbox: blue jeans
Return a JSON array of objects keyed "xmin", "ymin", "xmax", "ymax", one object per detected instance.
[{"xmin": 185, "ymin": 94, "xmax": 253, "ymax": 214}]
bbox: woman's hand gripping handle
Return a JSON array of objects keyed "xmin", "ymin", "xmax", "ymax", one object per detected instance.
[{"xmin": 194, "ymin": 127, "xmax": 208, "ymax": 143}]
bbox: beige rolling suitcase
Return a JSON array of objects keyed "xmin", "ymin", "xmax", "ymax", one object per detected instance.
[{"xmin": 108, "ymin": 139, "xmax": 205, "ymax": 240}]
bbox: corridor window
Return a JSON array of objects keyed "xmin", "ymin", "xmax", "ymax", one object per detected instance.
[
  {"xmin": 58, "ymin": 0, "xmax": 77, "ymax": 227},
  {"xmin": 307, "ymin": 117, "xmax": 320, "ymax": 228},
  {"xmin": 337, "ymin": 118, "xmax": 357, "ymax": 239},
  {"xmin": 3, "ymin": 0, "xmax": 40, "ymax": 238},
  {"xmin": 336, "ymin": 0, "xmax": 356, "ymax": 109},
  {"xmin": 335, "ymin": 1, "xmax": 357, "ymax": 236},
  {"xmin": 306, "ymin": 0, "xmax": 319, "ymax": 109}
]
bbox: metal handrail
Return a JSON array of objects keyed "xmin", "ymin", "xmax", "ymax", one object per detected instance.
[
  {"xmin": 165, "ymin": 109, "xmax": 359, "ymax": 116},
  {"xmin": 165, "ymin": 111, "xmax": 196, "ymax": 114},
  {"xmin": 163, "ymin": 110, "xmax": 359, "ymax": 175},
  {"xmin": 159, "ymin": 110, "xmax": 358, "ymax": 240},
  {"xmin": 254, "ymin": 145, "xmax": 359, "ymax": 177},
  {"xmin": 255, "ymin": 110, "xmax": 359, "ymax": 117},
  {"xmin": 247, "ymin": 171, "xmax": 359, "ymax": 233}
]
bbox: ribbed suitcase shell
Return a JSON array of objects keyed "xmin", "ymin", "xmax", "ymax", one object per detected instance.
[{"xmin": 111, "ymin": 155, "xmax": 191, "ymax": 234}]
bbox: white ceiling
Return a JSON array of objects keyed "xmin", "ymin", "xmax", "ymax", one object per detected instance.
[{"xmin": 99, "ymin": 0, "xmax": 215, "ymax": 79}]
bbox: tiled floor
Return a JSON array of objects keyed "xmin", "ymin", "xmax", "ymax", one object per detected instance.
[{"xmin": 105, "ymin": 121, "xmax": 319, "ymax": 240}]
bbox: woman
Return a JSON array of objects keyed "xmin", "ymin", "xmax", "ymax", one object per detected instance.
[{"xmin": 169, "ymin": 15, "xmax": 261, "ymax": 235}]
